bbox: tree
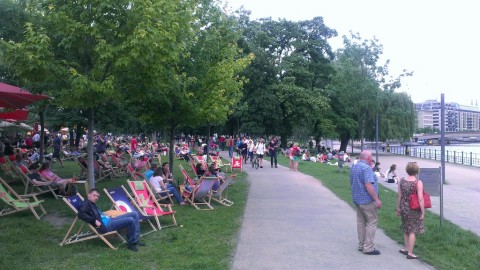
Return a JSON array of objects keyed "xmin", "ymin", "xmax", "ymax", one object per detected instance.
[
  {"xmin": 233, "ymin": 15, "xmax": 336, "ymax": 146},
  {"xmin": 125, "ymin": 0, "xmax": 252, "ymax": 169},
  {"xmin": 326, "ymin": 32, "xmax": 414, "ymax": 151},
  {"xmin": 1, "ymin": 0, "xmax": 202, "ymax": 188}
]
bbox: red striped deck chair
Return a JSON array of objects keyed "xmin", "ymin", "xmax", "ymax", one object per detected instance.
[{"xmin": 127, "ymin": 180, "xmax": 177, "ymax": 230}]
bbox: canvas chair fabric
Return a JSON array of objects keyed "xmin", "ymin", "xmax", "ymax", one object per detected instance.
[
  {"xmin": 183, "ymin": 176, "xmax": 218, "ymax": 210},
  {"xmin": 103, "ymin": 186, "xmax": 157, "ymax": 236},
  {"xmin": 59, "ymin": 193, "xmax": 126, "ymax": 250},
  {"xmin": 126, "ymin": 180, "xmax": 177, "ymax": 230},
  {"xmin": 211, "ymin": 174, "xmax": 236, "ymax": 206},
  {"xmin": 0, "ymin": 177, "xmax": 47, "ymax": 220}
]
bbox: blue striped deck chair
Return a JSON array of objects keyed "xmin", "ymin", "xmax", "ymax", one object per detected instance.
[
  {"xmin": 103, "ymin": 186, "xmax": 157, "ymax": 236},
  {"xmin": 59, "ymin": 193, "xmax": 126, "ymax": 250},
  {"xmin": 184, "ymin": 176, "xmax": 218, "ymax": 210},
  {"xmin": 211, "ymin": 174, "xmax": 236, "ymax": 206}
]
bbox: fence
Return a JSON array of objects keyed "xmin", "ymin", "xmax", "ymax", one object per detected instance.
[{"xmin": 389, "ymin": 146, "xmax": 480, "ymax": 167}]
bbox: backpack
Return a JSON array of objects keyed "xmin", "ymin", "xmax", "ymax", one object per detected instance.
[{"xmin": 293, "ymin": 148, "xmax": 301, "ymax": 157}]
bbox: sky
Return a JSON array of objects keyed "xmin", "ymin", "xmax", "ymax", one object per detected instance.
[{"xmin": 222, "ymin": 0, "xmax": 480, "ymax": 107}]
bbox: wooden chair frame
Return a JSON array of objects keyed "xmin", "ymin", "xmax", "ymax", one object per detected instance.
[{"xmin": 59, "ymin": 193, "xmax": 125, "ymax": 250}]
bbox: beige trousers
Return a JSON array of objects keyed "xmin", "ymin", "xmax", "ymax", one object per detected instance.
[{"xmin": 356, "ymin": 201, "xmax": 378, "ymax": 253}]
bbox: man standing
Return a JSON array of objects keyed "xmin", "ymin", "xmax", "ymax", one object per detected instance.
[
  {"xmin": 267, "ymin": 136, "xmax": 278, "ymax": 168},
  {"xmin": 32, "ymin": 132, "xmax": 41, "ymax": 149},
  {"xmin": 78, "ymin": 189, "xmax": 143, "ymax": 251},
  {"xmin": 350, "ymin": 150, "xmax": 382, "ymax": 255},
  {"xmin": 226, "ymin": 136, "xmax": 234, "ymax": 158}
]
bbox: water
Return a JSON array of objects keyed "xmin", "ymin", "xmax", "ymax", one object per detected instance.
[{"xmin": 389, "ymin": 143, "xmax": 480, "ymax": 167}]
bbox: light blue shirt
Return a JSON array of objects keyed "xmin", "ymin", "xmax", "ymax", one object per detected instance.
[{"xmin": 349, "ymin": 160, "xmax": 378, "ymax": 205}]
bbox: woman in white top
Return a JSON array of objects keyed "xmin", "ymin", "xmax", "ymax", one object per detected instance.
[
  {"xmin": 255, "ymin": 139, "xmax": 266, "ymax": 168},
  {"xmin": 386, "ymin": 164, "xmax": 398, "ymax": 183},
  {"xmin": 149, "ymin": 167, "xmax": 185, "ymax": 205}
]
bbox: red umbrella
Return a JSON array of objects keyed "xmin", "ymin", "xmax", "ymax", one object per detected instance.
[
  {"xmin": 0, "ymin": 109, "xmax": 29, "ymax": 121},
  {"xmin": 0, "ymin": 82, "xmax": 49, "ymax": 109}
]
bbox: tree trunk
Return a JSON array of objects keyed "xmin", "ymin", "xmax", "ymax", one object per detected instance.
[
  {"xmin": 87, "ymin": 109, "xmax": 95, "ymax": 189},
  {"xmin": 168, "ymin": 119, "xmax": 176, "ymax": 174},
  {"xmin": 205, "ymin": 124, "xmax": 211, "ymax": 156},
  {"xmin": 39, "ymin": 109, "xmax": 45, "ymax": 161},
  {"xmin": 339, "ymin": 135, "xmax": 350, "ymax": 152}
]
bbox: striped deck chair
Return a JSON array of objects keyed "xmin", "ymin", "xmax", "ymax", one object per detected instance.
[
  {"xmin": 178, "ymin": 164, "xmax": 197, "ymax": 187},
  {"xmin": 0, "ymin": 177, "xmax": 47, "ymax": 220},
  {"xmin": 103, "ymin": 186, "xmax": 157, "ymax": 236},
  {"xmin": 183, "ymin": 176, "xmax": 218, "ymax": 210},
  {"xmin": 211, "ymin": 174, "xmax": 236, "ymax": 206},
  {"xmin": 59, "ymin": 193, "xmax": 126, "ymax": 250},
  {"xmin": 127, "ymin": 180, "xmax": 177, "ymax": 230}
]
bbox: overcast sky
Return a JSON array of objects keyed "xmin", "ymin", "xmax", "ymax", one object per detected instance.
[{"xmin": 223, "ymin": 0, "xmax": 480, "ymax": 107}]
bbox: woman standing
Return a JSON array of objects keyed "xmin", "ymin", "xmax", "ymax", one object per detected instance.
[
  {"xmin": 255, "ymin": 139, "xmax": 266, "ymax": 168},
  {"xmin": 291, "ymin": 143, "xmax": 301, "ymax": 172},
  {"xmin": 396, "ymin": 162, "xmax": 425, "ymax": 259}
]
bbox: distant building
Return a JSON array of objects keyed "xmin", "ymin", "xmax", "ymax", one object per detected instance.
[{"xmin": 415, "ymin": 100, "xmax": 480, "ymax": 132}]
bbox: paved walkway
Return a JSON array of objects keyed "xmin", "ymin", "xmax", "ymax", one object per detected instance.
[{"xmin": 224, "ymin": 152, "xmax": 435, "ymax": 270}]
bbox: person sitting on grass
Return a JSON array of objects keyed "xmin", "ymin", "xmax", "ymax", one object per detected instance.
[
  {"xmin": 38, "ymin": 162, "xmax": 76, "ymax": 197},
  {"xmin": 148, "ymin": 167, "xmax": 185, "ymax": 205},
  {"xmin": 78, "ymin": 188, "xmax": 144, "ymax": 251}
]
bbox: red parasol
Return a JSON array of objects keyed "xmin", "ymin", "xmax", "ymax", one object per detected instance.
[
  {"xmin": 0, "ymin": 109, "xmax": 29, "ymax": 121},
  {"xmin": 0, "ymin": 82, "xmax": 49, "ymax": 109}
]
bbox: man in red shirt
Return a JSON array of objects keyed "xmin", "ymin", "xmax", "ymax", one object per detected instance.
[
  {"xmin": 130, "ymin": 136, "xmax": 138, "ymax": 154},
  {"xmin": 219, "ymin": 135, "xmax": 226, "ymax": 151}
]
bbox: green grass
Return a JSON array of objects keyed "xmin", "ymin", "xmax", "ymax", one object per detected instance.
[
  {"xmin": 0, "ymin": 159, "xmax": 248, "ymax": 270},
  {"xmin": 278, "ymin": 156, "xmax": 480, "ymax": 270}
]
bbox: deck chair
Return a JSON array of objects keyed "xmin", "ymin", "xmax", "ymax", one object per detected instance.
[
  {"xmin": 211, "ymin": 174, "xmax": 236, "ymax": 206},
  {"xmin": 178, "ymin": 164, "xmax": 197, "ymax": 187},
  {"xmin": 0, "ymin": 177, "xmax": 47, "ymax": 220},
  {"xmin": 74, "ymin": 157, "xmax": 88, "ymax": 179},
  {"xmin": 59, "ymin": 193, "xmax": 126, "ymax": 250},
  {"xmin": 189, "ymin": 161, "xmax": 202, "ymax": 179},
  {"xmin": 0, "ymin": 157, "xmax": 19, "ymax": 181},
  {"xmin": 103, "ymin": 186, "xmax": 157, "ymax": 236},
  {"xmin": 127, "ymin": 163, "xmax": 144, "ymax": 181},
  {"xmin": 127, "ymin": 180, "xmax": 177, "ymax": 230},
  {"xmin": 209, "ymin": 155, "xmax": 232, "ymax": 172},
  {"xmin": 183, "ymin": 176, "xmax": 218, "ymax": 210},
  {"xmin": 109, "ymin": 155, "xmax": 128, "ymax": 176},
  {"xmin": 93, "ymin": 159, "xmax": 115, "ymax": 181},
  {"xmin": 13, "ymin": 165, "xmax": 59, "ymax": 199}
]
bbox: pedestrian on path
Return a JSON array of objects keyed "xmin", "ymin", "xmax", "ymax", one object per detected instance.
[
  {"xmin": 396, "ymin": 162, "xmax": 425, "ymax": 259},
  {"xmin": 350, "ymin": 150, "xmax": 382, "ymax": 255},
  {"xmin": 267, "ymin": 136, "xmax": 278, "ymax": 168}
]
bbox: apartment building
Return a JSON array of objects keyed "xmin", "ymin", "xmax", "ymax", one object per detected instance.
[{"xmin": 415, "ymin": 100, "xmax": 480, "ymax": 132}]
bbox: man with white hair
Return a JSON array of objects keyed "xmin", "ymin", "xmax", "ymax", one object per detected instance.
[{"xmin": 349, "ymin": 150, "xmax": 382, "ymax": 255}]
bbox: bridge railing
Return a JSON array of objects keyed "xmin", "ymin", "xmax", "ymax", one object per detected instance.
[{"xmin": 389, "ymin": 146, "xmax": 480, "ymax": 167}]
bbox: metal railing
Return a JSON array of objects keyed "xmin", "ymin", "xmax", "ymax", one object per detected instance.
[{"xmin": 389, "ymin": 146, "xmax": 480, "ymax": 167}]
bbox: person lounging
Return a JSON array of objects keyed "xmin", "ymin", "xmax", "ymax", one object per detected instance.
[{"xmin": 149, "ymin": 167, "xmax": 185, "ymax": 205}]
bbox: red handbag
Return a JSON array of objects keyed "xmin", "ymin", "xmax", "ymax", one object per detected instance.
[{"xmin": 409, "ymin": 179, "xmax": 432, "ymax": 210}]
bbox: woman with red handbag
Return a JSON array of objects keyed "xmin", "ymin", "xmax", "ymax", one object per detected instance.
[{"xmin": 396, "ymin": 162, "xmax": 425, "ymax": 259}]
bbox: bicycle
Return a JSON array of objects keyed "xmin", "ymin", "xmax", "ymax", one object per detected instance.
[{"xmin": 252, "ymin": 153, "xmax": 259, "ymax": 169}]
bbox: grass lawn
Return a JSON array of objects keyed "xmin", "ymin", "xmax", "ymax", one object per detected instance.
[
  {"xmin": 278, "ymin": 156, "xmax": 480, "ymax": 270},
  {"xmin": 0, "ymin": 158, "xmax": 248, "ymax": 270}
]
